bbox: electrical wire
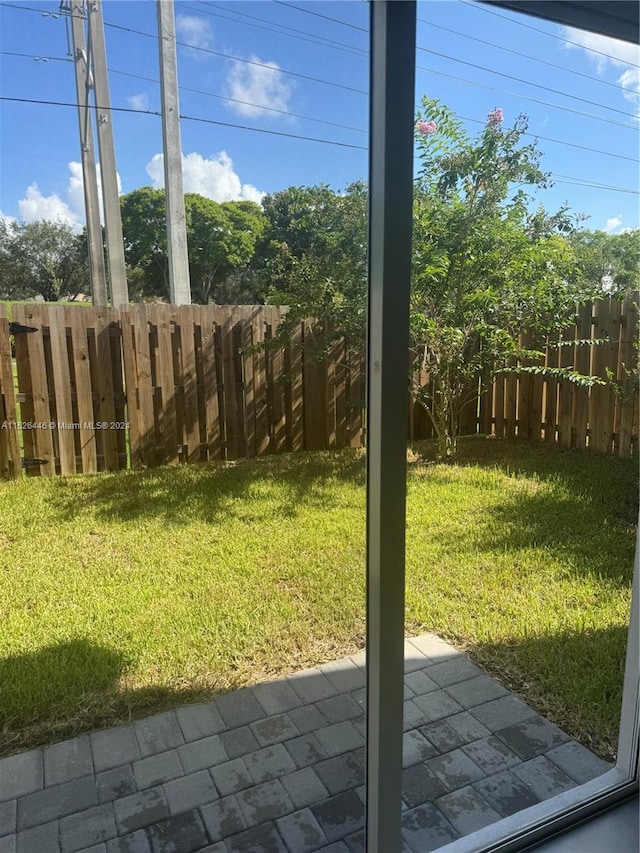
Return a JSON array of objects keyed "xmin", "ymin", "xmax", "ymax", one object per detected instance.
[
  {"xmin": 271, "ymin": 1, "xmax": 368, "ymax": 34},
  {"xmin": 1, "ymin": 93, "xmax": 636, "ymax": 195},
  {"xmin": 186, "ymin": 1, "xmax": 366, "ymax": 58},
  {"xmin": 417, "ymin": 65, "xmax": 638, "ymax": 131},
  {"xmin": 417, "ymin": 18, "xmax": 639, "ymax": 95},
  {"xmin": 0, "ymin": 94, "xmax": 368, "ymax": 150},
  {"xmin": 1, "ymin": 0, "xmax": 636, "ymax": 132},
  {"xmin": 418, "ymin": 45, "xmax": 638, "ymax": 119},
  {"xmin": 2, "ymin": 50, "xmax": 636, "ymax": 163},
  {"xmin": 459, "ymin": 0, "xmax": 640, "ymax": 69}
]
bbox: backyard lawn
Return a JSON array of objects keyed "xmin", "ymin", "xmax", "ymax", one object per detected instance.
[{"xmin": 0, "ymin": 437, "xmax": 636, "ymax": 762}]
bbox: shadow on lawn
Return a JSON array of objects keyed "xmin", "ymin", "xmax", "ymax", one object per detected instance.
[
  {"xmin": 412, "ymin": 438, "xmax": 638, "ymax": 588},
  {"xmin": 462, "ymin": 622, "xmax": 631, "ymax": 763},
  {"xmin": 414, "ymin": 436, "xmax": 639, "ymax": 527},
  {"xmin": 45, "ymin": 450, "xmax": 366, "ymax": 527},
  {"xmin": 0, "ymin": 638, "xmax": 222, "ymax": 757}
]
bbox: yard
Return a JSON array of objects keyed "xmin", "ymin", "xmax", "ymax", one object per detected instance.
[{"xmin": 0, "ymin": 437, "xmax": 636, "ymax": 762}]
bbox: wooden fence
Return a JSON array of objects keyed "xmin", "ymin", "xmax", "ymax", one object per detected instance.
[
  {"xmin": 0, "ymin": 304, "xmax": 365, "ymax": 478},
  {"xmin": 0, "ymin": 298, "xmax": 636, "ymax": 479},
  {"xmin": 409, "ymin": 296, "xmax": 639, "ymax": 454}
]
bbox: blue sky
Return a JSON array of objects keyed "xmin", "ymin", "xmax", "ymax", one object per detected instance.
[{"xmin": 0, "ymin": 0, "xmax": 638, "ymax": 234}]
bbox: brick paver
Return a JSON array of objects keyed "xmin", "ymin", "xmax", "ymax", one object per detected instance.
[{"xmin": 1, "ymin": 634, "xmax": 611, "ymax": 852}]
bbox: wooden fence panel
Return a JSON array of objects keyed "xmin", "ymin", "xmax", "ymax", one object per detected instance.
[
  {"xmin": 46, "ymin": 305, "xmax": 76, "ymax": 475},
  {"xmin": 266, "ymin": 308, "xmax": 287, "ymax": 454},
  {"xmin": 252, "ymin": 308, "xmax": 269, "ymax": 457},
  {"xmin": 0, "ymin": 307, "xmax": 20, "ymax": 479},
  {"xmin": 590, "ymin": 299, "xmax": 612, "ymax": 453},
  {"xmin": 303, "ymin": 320, "xmax": 329, "ymax": 451},
  {"xmin": 572, "ymin": 302, "xmax": 592, "ymax": 451},
  {"xmin": 543, "ymin": 328, "xmax": 559, "ymax": 444},
  {"xmin": 617, "ymin": 297, "xmax": 637, "ymax": 455},
  {"xmin": 557, "ymin": 330, "xmax": 574, "ymax": 448},
  {"xmin": 2, "ymin": 298, "xmax": 636, "ymax": 479},
  {"xmin": 94, "ymin": 309, "xmax": 121, "ymax": 471},
  {"xmin": 197, "ymin": 306, "xmax": 221, "ymax": 460},
  {"xmin": 347, "ymin": 343, "xmax": 364, "ymax": 447},
  {"xmin": 13, "ymin": 304, "xmax": 55, "ymax": 475},
  {"xmin": 66, "ymin": 306, "xmax": 98, "ymax": 473}
]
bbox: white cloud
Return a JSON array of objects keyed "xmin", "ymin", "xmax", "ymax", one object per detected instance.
[
  {"xmin": 0, "ymin": 210, "xmax": 16, "ymax": 227},
  {"xmin": 127, "ymin": 92, "xmax": 149, "ymax": 111},
  {"xmin": 176, "ymin": 15, "xmax": 212, "ymax": 51},
  {"xmin": 15, "ymin": 162, "xmax": 122, "ymax": 230},
  {"xmin": 225, "ymin": 57, "xmax": 293, "ymax": 118},
  {"xmin": 146, "ymin": 151, "xmax": 264, "ymax": 204},
  {"xmin": 17, "ymin": 184, "xmax": 77, "ymax": 226},
  {"xmin": 562, "ymin": 27, "xmax": 640, "ymax": 115},
  {"xmin": 605, "ymin": 215, "xmax": 623, "ymax": 233},
  {"xmin": 67, "ymin": 162, "xmax": 122, "ymax": 225}
]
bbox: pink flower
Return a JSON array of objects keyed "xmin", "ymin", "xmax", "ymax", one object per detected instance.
[
  {"xmin": 488, "ymin": 107, "xmax": 504, "ymax": 126},
  {"xmin": 417, "ymin": 120, "xmax": 437, "ymax": 136}
]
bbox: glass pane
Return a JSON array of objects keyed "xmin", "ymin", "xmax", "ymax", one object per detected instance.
[
  {"xmin": 403, "ymin": 0, "xmax": 638, "ymax": 848},
  {"xmin": 0, "ymin": 3, "xmax": 370, "ymax": 851}
]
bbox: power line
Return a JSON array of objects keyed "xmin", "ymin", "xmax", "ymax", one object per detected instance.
[
  {"xmin": 459, "ymin": 0, "xmax": 640, "ymax": 69},
  {"xmin": 103, "ymin": 18, "xmax": 369, "ymax": 96},
  {"xmin": 186, "ymin": 1, "xmax": 365, "ymax": 58},
  {"xmin": 2, "ymin": 50, "xmax": 636, "ymax": 163},
  {"xmin": 418, "ymin": 45, "xmax": 638, "ymax": 119},
  {"xmin": 417, "ymin": 17, "xmax": 638, "ymax": 95},
  {"xmin": 0, "ymin": 49, "xmax": 70, "ymax": 63},
  {"xmin": 106, "ymin": 66, "xmax": 366, "ymax": 134},
  {"xmin": 2, "ymin": 94, "xmax": 636, "ymax": 195},
  {"xmin": 0, "ymin": 94, "xmax": 368, "ymax": 150},
  {"xmin": 418, "ymin": 65, "xmax": 638, "ymax": 131},
  {"xmin": 271, "ymin": 1, "xmax": 368, "ymax": 34},
  {"xmin": 1, "ymin": 0, "xmax": 635, "ymax": 131}
]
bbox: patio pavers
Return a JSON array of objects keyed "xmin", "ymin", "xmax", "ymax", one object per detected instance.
[{"xmin": 0, "ymin": 635, "xmax": 612, "ymax": 853}]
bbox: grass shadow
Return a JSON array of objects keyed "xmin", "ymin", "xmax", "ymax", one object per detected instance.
[
  {"xmin": 463, "ymin": 623, "xmax": 631, "ymax": 763},
  {"xmin": 43, "ymin": 449, "xmax": 366, "ymax": 528}
]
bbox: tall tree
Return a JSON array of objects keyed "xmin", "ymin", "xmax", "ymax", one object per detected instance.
[
  {"xmin": 411, "ymin": 98, "xmax": 591, "ymax": 459},
  {"xmin": 119, "ymin": 188, "xmax": 265, "ymax": 303},
  {"xmin": 120, "ymin": 187, "xmax": 169, "ymax": 300},
  {"xmin": 186, "ymin": 195, "xmax": 265, "ymax": 304},
  {"xmin": 570, "ymin": 228, "xmax": 639, "ymax": 296},
  {"xmin": 0, "ymin": 220, "xmax": 89, "ymax": 302},
  {"xmin": 256, "ymin": 182, "xmax": 368, "ymax": 348}
]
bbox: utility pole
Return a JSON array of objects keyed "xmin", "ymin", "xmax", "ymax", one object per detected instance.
[
  {"xmin": 86, "ymin": 0, "xmax": 128, "ymax": 306},
  {"xmin": 68, "ymin": 0, "xmax": 108, "ymax": 307},
  {"xmin": 157, "ymin": 0, "xmax": 191, "ymax": 305}
]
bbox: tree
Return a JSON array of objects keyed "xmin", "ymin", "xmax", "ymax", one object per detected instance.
[
  {"xmin": 0, "ymin": 219, "xmax": 89, "ymax": 302},
  {"xmin": 120, "ymin": 187, "xmax": 169, "ymax": 300},
  {"xmin": 256, "ymin": 182, "xmax": 368, "ymax": 349},
  {"xmin": 119, "ymin": 188, "xmax": 266, "ymax": 303},
  {"xmin": 186, "ymin": 195, "xmax": 265, "ymax": 304},
  {"xmin": 569, "ymin": 228, "xmax": 639, "ymax": 296},
  {"xmin": 411, "ymin": 98, "xmax": 590, "ymax": 460}
]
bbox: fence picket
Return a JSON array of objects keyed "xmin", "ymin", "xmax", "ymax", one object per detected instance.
[
  {"xmin": 0, "ymin": 299, "xmax": 635, "ymax": 478},
  {"xmin": 47, "ymin": 306, "xmax": 76, "ymax": 474},
  {"xmin": 0, "ymin": 308, "xmax": 20, "ymax": 479}
]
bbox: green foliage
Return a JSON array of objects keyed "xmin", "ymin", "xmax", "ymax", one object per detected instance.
[
  {"xmin": 185, "ymin": 195, "xmax": 265, "ymax": 304},
  {"xmin": 0, "ymin": 219, "xmax": 89, "ymax": 302},
  {"xmin": 411, "ymin": 97, "xmax": 593, "ymax": 459},
  {"xmin": 119, "ymin": 188, "xmax": 266, "ymax": 304},
  {"xmin": 256, "ymin": 182, "xmax": 367, "ymax": 351},
  {"xmin": 570, "ymin": 228, "xmax": 640, "ymax": 296}
]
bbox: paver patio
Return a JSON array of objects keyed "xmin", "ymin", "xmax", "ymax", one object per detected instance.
[{"xmin": 0, "ymin": 634, "xmax": 611, "ymax": 853}]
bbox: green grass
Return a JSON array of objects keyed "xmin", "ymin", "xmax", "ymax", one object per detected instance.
[{"xmin": 0, "ymin": 437, "xmax": 636, "ymax": 761}]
